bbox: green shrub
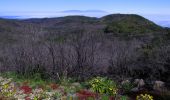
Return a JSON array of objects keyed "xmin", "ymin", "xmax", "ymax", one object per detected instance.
[
  {"xmin": 89, "ymin": 77, "xmax": 118, "ymax": 96},
  {"xmin": 0, "ymin": 72, "xmax": 25, "ymax": 82},
  {"xmin": 120, "ymin": 96, "xmax": 128, "ymax": 100}
]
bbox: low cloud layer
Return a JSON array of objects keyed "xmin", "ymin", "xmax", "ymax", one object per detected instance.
[{"xmin": 0, "ymin": 10, "xmax": 109, "ymax": 18}]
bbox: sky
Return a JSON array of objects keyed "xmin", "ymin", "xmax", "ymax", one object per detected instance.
[{"xmin": 0, "ymin": 0, "xmax": 170, "ymax": 26}]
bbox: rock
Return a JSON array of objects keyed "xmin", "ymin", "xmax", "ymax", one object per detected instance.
[
  {"xmin": 71, "ymin": 82, "xmax": 81, "ymax": 87},
  {"xmin": 72, "ymin": 82, "xmax": 80, "ymax": 86},
  {"xmin": 138, "ymin": 79, "xmax": 145, "ymax": 87},
  {"xmin": 121, "ymin": 80, "xmax": 130, "ymax": 85},
  {"xmin": 134, "ymin": 79, "xmax": 145, "ymax": 88},
  {"xmin": 131, "ymin": 87, "xmax": 139, "ymax": 92},
  {"xmin": 153, "ymin": 81, "xmax": 165, "ymax": 91}
]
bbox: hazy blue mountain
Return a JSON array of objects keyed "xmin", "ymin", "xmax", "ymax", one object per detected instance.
[
  {"xmin": 0, "ymin": 16, "xmax": 21, "ymax": 19},
  {"xmin": 0, "ymin": 16, "xmax": 28, "ymax": 19},
  {"xmin": 154, "ymin": 20, "xmax": 170, "ymax": 27},
  {"xmin": 60, "ymin": 10, "xmax": 109, "ymax": 17}
]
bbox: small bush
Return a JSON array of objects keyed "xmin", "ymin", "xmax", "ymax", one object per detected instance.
[{"xmin": 89, "ymin": 77, "xmax": 118, "ymax": 96}]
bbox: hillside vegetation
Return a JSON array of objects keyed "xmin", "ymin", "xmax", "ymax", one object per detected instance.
[{"xmin": 102, "ymin": 14, "xmax": 164, "ymax": 35}]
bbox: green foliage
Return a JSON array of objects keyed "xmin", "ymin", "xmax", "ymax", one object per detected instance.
[
  {"xmin": 120, "ymin": 96, "xmax": 128, "ymax": 100},
  {"xmin": 89, "ymin": 77, "xmax": 118, "ymax": 96},
  {"xmin": 81, "ymin": 82, "xmax": 90, "ymax": 89},
  {"xmin": 101, "ymin": 95, "xmax": 110, "ymax": 100},
  {"xmin": 0, "ymin": 72, "xmax": 24, "ymax": 82}
]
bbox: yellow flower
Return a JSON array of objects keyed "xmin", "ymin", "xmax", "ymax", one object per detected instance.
[
  {"xmin": 3, "ymin": 84, "xmax": 9, "ymax": 89},
  {"xmin": 136, "ymin": 94, "xmax": 153, "ymax": 100},
  {"xmin": 95, "ymin": 79, "xmax": 99, "ymax": 82}
]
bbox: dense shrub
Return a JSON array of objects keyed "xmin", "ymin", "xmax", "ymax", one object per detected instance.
[{"xmin": 89, "ymin": 77, "xmax": 118, "ymax": 96}]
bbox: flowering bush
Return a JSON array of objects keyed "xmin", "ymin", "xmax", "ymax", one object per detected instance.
[
  {"xmin": 136, "ymin": 94, "xmax": 153, "ymax": 100},
  {"xmin": 0, "ymin": 77, "xmax": 16, "ymax": 97}
]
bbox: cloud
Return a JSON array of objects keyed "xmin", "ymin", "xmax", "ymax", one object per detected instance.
[{"xmin": 61, "ymin": 10, "xmax": 108, "ymax": 13}]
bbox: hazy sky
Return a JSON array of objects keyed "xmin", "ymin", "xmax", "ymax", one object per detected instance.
[{"xmin": 0, "ymin": 0, "xmax": 170, "ymax": 20}]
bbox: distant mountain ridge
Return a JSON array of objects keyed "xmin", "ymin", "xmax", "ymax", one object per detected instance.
[
  {"xmin": 0, "ymin": 16, "xmax": 28, "ymax": 19},
  {"xmin": 0, "ymin": 13, "xmax": 169, "ymax": 27},
  {"xmin": 0, "ymin": 14, "xmax": 168, "ymax": 37}
]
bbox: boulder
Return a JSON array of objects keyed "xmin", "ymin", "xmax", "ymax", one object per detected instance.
[
  {"xmin": 121, "ymin": 80, "xmax": 130, "ymax": 85},
  {"xmin": 134, "ymin": 79, "xmax": 145, "ymax": 88},
  {"xmin": 131, "ymin": 87, "xmax": 139, "ymax": 92},
  {"xmin": 153, "ymin": 81, "xmax": 165, "ymax": 91}
]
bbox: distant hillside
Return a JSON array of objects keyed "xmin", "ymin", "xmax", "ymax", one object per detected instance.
[
  {"xmin": 23, "ymin": 16, "xmax": 98, "ymax": 24},
  {"xmin": 101, "ymin": 14, "xmax": 164, "ymax": 35}
]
